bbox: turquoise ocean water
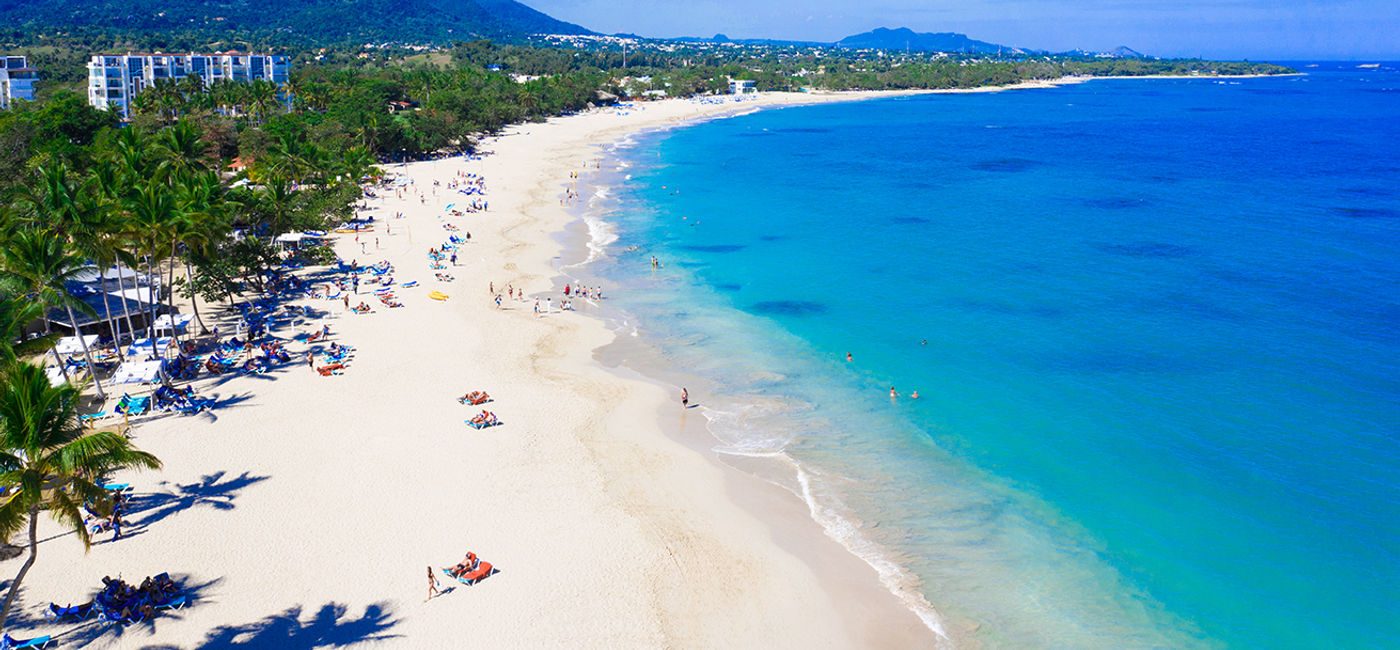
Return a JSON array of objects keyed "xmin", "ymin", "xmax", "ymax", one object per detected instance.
[{"xmin": 565, "ymin": 63, "xmax": 1400, "ymax": 647}]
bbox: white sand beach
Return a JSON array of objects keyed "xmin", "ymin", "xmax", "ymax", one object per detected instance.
[{"xmin": 11, "ymin": 92, "xmax": 945, "ymax": 648}]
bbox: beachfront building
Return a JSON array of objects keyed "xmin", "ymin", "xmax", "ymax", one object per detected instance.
[
  {"xmin": 729, "ymin": 79, "xmax": 756, "ymax": 95},
  {"xmin": 1, "ymin": 56, "xmax": 39, "ymax": 109},
  {"xmin": 87, "ymin": 52, "xmax": 291, "ymax": 119}
]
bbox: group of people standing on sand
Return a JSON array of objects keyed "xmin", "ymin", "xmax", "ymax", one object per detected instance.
[{"xmin": 562, "ymin": 284, "xmax": 603, "ymax": 301}]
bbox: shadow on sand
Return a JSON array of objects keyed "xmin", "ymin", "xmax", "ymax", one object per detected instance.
[
  {"xmin": 125, "ymin": 471, "xmax": 270, "ymax": 533},
  {"xmin": 149, "ymin": 601, "xmax": 401, "ymax": 649}
]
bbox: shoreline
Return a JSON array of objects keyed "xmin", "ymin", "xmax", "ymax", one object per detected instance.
[{"xmin": 479, "ymin": 90, "xmax": 951, "ymax": 645}]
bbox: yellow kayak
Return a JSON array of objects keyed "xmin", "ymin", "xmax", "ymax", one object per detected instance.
[{"xmin": 429, "ymin": 291, "xmax": 450, "ymax": 301}]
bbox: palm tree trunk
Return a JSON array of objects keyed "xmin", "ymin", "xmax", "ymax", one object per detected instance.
[
  {"xmin": 184, "ymin": 260, "xmax": 205, "ymax": 334},
  {"xmin": 0, "ymin": 507, "xmax": 41, "ymax": 633},
  {"xmin": 166, "ymin": 245, "xmax": 179, "ymax": 345},
  {"xmin": 144, "ymin": 258, "xmax": 161, "ymax": 360},
  {"xmin": 45, "ymin": 320, "xmax": 72, "ymax": 384},
  {"xmin": 98, "ymin": 281, "xmax": 124, "ymax": 363},
  {"xmin": 65, "ymin": 304, "xmax": 107, "ymax": 400},
  {"xmin": 114, "ymin": 266, "xmax": 139, "ymax": 350}
]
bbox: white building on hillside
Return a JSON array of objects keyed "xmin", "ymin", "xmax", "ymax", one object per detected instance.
[
  {"xmin": 729, "ymin": 79, "xmax": 756, "ymax": 95},
  {"xmin": 87, "ymin": 52, "xmax": 291, "ymax": 119},
  {"xmin": 1, "ymin": 56, "xmax": 38, "ymax": 109}
]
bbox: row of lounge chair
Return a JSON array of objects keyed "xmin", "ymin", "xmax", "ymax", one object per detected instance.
[
  {"xmin": 42, "ymin": 573, "xmax": 186, "ymax": 633},
  {"xmin": 152, "ymin": 386, "xmax": 214, "ymax": 414},
  {"xmin": 113, "ymin": 394, "xmax": 149, "ymax": 416}
]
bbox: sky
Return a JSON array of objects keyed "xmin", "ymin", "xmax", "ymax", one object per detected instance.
[{"xmin": 526, "ymin": 0, "xmax": 1400, "ymax": 60}]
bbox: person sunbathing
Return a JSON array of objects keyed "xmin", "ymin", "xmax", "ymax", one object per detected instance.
[{"xmin": 447, "ymin": 552, "xmax": 479, "ymax": 577}]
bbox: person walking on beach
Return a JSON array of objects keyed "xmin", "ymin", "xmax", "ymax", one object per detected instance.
[
  {"xmin": 426, "ymin": 565, "xmax": 439, "ymax": 602},
  {"xmin": 307, "ymin": 352, "xmax": 315, "ymax": 369},
  {"xmin": 450, "ymin": 252, "xmax": 457, "ymax": 266},
  {"xmin": 681, "ymin": 388, "xmax": 689, "ymax": 408}
]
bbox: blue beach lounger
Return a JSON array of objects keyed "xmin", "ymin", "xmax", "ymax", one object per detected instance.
[
  {"xmin": 1, "ymin": 633, "xmax": 51, "ymax": 649},
  {"xmin": 154, "ymin": 594, "xmax": 187, "ymax": 610},
  {"xmin": 43, "ymin": 602, "xmax": 93, "ymax": 621}
]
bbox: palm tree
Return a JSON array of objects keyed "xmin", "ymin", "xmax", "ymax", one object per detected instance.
[
  {"xmin": 121, "ymin": 182, "xmax": 179, "ymax": 360},
  {"xmin": 25, "ymin": 163, "xmax": 129, "ymax": 364},
  {"xmin": 0, "ymin": 297, "xmax": 51, "ymax": 367},
  {"xmin": 88, "ymin": 160, "xmax": 142, "ymax": 352},
  {"xmin": 0, "ymin": 361, "xmax": 161, "ymax": 633},
  {"xmin": 173, "ymin": 171, "xmax": 230, "ymax": 334},
  {"xmin": 0, "ymin": 230, "xmax": 108, "ymax": 400},
  {"xmin": 257, "ymin": 174, "xmax": 299, "ymax": 237},
  {"xmin": 247, "ymin": 80, "xmax": 278, "ymax": 125},
  {"xmin": 156, "ymin": 120, "xmax": 210, "ymax": 182}
]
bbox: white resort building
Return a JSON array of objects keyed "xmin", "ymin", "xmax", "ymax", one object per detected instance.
[
  {"xmin": 87, "ymin": 52, "xmax": 291, "ymax": 118},
  {"xmin": 1, "ymin": 56, "xmax": 39, "ymax": 109}
]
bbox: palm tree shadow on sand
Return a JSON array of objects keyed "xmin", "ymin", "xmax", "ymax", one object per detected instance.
[
  {"xmin": 160, "ymin": 601, "xmax": 401, "ymax": 648},
  {"xmin": 125, "ymin": 471, "xmax": 270, "ymax": 532}
]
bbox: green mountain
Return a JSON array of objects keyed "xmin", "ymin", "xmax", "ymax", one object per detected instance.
[
  {"xmin": 837, "ymin": 27, "xmax": 1029, "ymax": 55},
  {"xmin": 0, "ymin": 0, "xmax": 593, "ymax": 45}
]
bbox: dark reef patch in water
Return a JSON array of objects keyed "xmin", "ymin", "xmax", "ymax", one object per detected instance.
[
  {"xmin": 716, "ymin": 283, "xmax": 743, "ymax": 292},
  {"xmin": 1094, "ymin": 242, "xmax": 1197, "ymax": 259},
  {"xmin": 971, "ymin": 158, "xmax": 1040, "ymax": 173},
  {"xmin": 1332, "ymin": 207, "xmax": 1399, "ymax": 219},
  {"xmin": 949, "ymin": 299, "xmax": 1065, "ymax": 319},
  {"xmin": 1341, "ymin": 186, "xmax": 1393, "ymax": 198},
  {"xmin": 751, "ymin": 300, "xmax": 829, "ymax": 317},
  {"xmin": 1083, "ymin": 197, "xmax": 1149, "ymax": 210},
  {"xmin": 678, "ymin": 244, "xmax": 748, "ymax": 253}
]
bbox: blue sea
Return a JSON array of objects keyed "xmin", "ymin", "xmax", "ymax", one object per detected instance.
[{"xmin": 565, "ymin": 62, "xmax": 1400, "ymax": 648}]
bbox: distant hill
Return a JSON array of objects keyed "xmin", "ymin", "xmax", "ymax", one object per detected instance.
[
  {"xmin": 836, "ymin": 27, "xmax": 1029, "ymax": 55},
  {"xmin": 0, "ymin": 0, "xmax": 593, "ymax": 45}
]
